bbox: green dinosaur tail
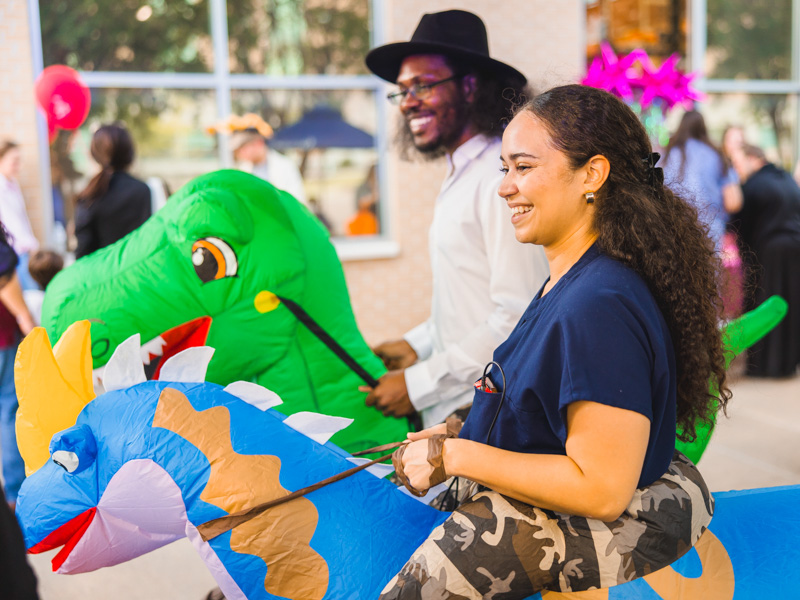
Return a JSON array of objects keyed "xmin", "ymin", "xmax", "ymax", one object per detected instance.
[{"xmin": 676, "ymin": 295, "xmax": 788, "ymax": 464}]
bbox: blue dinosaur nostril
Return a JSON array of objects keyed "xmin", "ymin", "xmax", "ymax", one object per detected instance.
[{"xmin": 49, "ymin": 424, "xmax": 98, "ymax": 475}]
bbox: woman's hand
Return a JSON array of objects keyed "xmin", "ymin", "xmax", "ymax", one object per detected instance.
[
  {"xmin": 398, "ymin": 439, "xmax": 437, "ymax": 492},
  {"xmin": 393, "ymin": 435, "xmax": 451, "ymax": 496},
  {"xmin": 407, "ymin": 422, "xmax": 447, "ymax": 441}
]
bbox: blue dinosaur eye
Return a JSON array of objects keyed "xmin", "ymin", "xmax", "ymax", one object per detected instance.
[
  {"xmin": 49, "ymin": 424, "xmax": 97, "ymax": 475},
  {"xmin": 52, "ymin": 450, "xmax": 79, "ymax": 473}
]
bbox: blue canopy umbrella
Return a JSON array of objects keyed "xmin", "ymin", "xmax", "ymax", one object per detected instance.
[{"xmin": 270, "ymin": 105, "xmax": 375, "ymax": 151}]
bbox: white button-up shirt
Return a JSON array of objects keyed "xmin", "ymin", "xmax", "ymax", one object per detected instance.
[
  {"xmin": 403, "ymin": 134, "xmax": 549, "ymax": 427},
  {"xmin": 250, "ymin": 149, "xmax": 308, "ymax": 206},
  {"xmin": 0, "ymin": 174, "xmax": 38, "ymax": 255}
]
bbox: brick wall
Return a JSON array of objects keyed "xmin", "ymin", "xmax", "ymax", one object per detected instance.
[
  {"xmin": 0, "ymin": 1, "xmax": 45, "ymax": 242},
  {"xmin": 342, "ymin": 1, "xmax": 584, "ymax": 345}
]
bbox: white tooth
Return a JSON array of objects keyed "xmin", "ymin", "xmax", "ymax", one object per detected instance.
[
  {"xmin": 103, "ymin": 334, "xmax": 146, "ymax": 392},
  {"xmin": 141, "ymin": 336, "xmax": 167, "ymax": 364},
  {"xmin": 158, "ymin": 346, "xmax": 215, "ymax": 383}
]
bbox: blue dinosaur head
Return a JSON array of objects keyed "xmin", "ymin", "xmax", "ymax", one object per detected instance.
[
  {"xmin": 16, "ymin": 330, "xmax": 447, "ymax": 598},
  {"xmin": 18, "ymin": 381, "xmax": 196, "ymax": 573}
]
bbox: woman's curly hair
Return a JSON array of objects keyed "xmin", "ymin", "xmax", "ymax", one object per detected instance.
[{"xmin": 518, "ymin": 84, "xmax": 730, "ymax": 442}]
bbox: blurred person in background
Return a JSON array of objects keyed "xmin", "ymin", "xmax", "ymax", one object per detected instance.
[
  {"xmin": 717, "ymin": 124, "xmax": 748, "ymax": 319},
  {"xmin": 347, "ymin": 164, "xmax": 379, "ymax": 235},
  {"xmin": 74, "ymin": 124, "xmax": 151, "ymax": 259},
  {"xmin": 0, "ymin": 477, "xmax": 38, "ymax": 598},
  {"xmin": 230, "ymin": 124, "xmax": 307, "ymax": 206},
  {"xmin": 721, "ymin": 124, "xmax": 745, "ymax": 165},
  {"xmin": 661, "ymin": 111, "xmax": 742, "ymax": 250},
  {"xmin": 0, "ymin": 223, "xmax": 35, "ymax": 510},
  {"xmin": 730, "ymin": 144, "xmax": 800, "ymax": 378},
  {"xmin": 22, "ymin": 249, "xmax": 64, "ymax": 325},
  {"xmin": 0, "ymin": 226, "xmax": 38, "ymax": 598},
  {"xmin": 0, "ymin": 141, "xmax": 40, "ymax": 290}
]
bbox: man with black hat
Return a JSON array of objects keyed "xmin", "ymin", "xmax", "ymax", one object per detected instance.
[{"xmin": 362, "ymin": 10, "xmax": 548, "ymax": 429}]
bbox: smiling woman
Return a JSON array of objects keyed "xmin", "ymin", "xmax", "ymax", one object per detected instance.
[
  {"xmin": 500, "ymin": 113, "xmax": 607, "ymax": 255},
  {"xmin": 383, "ymin": 85, "xmax": 728, "ymax": 599}
]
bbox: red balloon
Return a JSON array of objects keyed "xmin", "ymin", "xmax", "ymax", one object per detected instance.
[{"xmin": 35, "ymin": 65, "xmax": 91, "ymax": 131}]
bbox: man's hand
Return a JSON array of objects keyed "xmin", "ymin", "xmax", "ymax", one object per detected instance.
[
  {"xmin": 373, "ymin": 339, "xmax": 418, "ymax": 370},
  {"xmin": 362, "ymin": 370, "xmax": 416, "ymax": 418}
]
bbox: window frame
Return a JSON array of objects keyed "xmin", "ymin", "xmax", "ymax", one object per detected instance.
[
  {"xmin": 27, "ymin": 0, "xmax": 399, "ymax": 260},
  {"xmin": 689, "ymin": 0, "xmax": 800, "ymax": 163},
  {"xmin": 581, "ymin": 0, "xmax": 800, "ymax": 168}
]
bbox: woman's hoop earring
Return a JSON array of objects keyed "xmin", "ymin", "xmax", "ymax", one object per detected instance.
[{"xmin": 585, "ymin": 191, "xmax": 595, "ymax": 204}]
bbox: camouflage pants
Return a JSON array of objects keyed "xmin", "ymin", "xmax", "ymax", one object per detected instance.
[{"xmin": 380, "ymin": 451, "xmax": 713, "ymax": 600}]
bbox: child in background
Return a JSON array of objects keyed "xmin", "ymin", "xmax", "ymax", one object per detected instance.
[{"xmin": 23, "ymin": 250, "xmax": 64, "ymax": 325}]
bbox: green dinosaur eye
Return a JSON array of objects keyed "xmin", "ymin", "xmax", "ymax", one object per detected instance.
[{"xmin": 191, "ymin": 237, "xmax": 238, "ymax": 283}]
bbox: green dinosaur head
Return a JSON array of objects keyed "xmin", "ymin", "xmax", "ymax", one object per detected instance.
[{"xmin": 42, "ymin": 170, "xmax": 402, "ymax": 450}]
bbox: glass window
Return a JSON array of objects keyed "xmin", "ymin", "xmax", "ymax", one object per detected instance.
[
  {"xmin": 52, "ymin": 88, "xmax": 219, "ymax": 234},
  {"xmin": 40, "ymin": 0, "xmax": 213, "ymax": 72},
  {"xmin": 230, "ymin": 88, "xmax": 379, "ymax": 236},
  {"xmin": 36, "ymin": 0, "xmax": 388, "ymax": 252},
  {"xmin": 706, "ymin": 0, "xmax": 792, "ymax": 80},
  {"xmin": 227, "ymin": 0, "xmax": 371, "ymax": 75},
  {"xmin": 701, "ymin": 94, "xmax": 797, "ymax": 169},
  {"xmin": 586, "ymin": 0, "xmax": 687, "ymax": 62}
]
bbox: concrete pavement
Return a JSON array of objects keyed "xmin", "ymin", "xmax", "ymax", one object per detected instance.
[{"xmin": 26, "ymin": 367, "xmax": 800, "ymax": 599}]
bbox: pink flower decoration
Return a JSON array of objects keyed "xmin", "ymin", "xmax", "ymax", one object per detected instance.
[
  {"xmin": 582, "ymin": 43, "xmax": 706, "ymax": 112},
  {"xmin": 632, "ymin": 53, "xmax": 682, "ymax": 109},
  {"xmin": 582, "ymin": 42, "xmax": 644, "ymax": 102},
  {"xmin": 673, "ymin": 71, "xmax": 706, "ymax": 110}
]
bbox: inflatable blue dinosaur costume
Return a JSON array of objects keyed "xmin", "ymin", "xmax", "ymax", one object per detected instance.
[{"xmin": 15, "ymin": 317, "xmax": 800, "ymax": 599}]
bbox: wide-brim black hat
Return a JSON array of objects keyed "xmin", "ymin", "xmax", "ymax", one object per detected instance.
[{"xmin": 366, "ymin": 10, "xmax": 526, "ymax": 86}]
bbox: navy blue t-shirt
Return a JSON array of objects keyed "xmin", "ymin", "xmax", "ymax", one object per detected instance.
[{"xmin": 460, "ymin": 244, "xmax": 676, "ymax": 488}]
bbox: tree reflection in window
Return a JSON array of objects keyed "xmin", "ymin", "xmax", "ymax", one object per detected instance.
[
  {"xmin": 707, "ymin": 0, "xmax": 792, "ymax": 81},
  {"xmin": 40, "ymin": 0, "xmax": 213, "ymax": 73},
  {"xmin": 227, "ymin": 0, "xmax": 371, "ymax": 76}
]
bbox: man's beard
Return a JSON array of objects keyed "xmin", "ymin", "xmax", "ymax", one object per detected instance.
[{"xmin": 394, "ymin": 107, "xmax": 471, "ymax": 162}]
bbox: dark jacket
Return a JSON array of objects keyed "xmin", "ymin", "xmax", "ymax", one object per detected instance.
[
  {"xmin": 734, "ymin": 163, "xmax": 800, "ymax": 253},
  {"xmin": 75, "ymin": 171, "xmax": 152, "ymax": 259}
]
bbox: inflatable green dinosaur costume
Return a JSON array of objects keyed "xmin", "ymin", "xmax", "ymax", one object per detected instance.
[{"xmin": 42, "ymin": 170, "xmax": 408, "ymax": 451}]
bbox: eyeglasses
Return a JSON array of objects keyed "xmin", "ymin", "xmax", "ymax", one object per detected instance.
[{"xmin": 386, "ymin": 76, "xmax": 461, "ymax": 105}]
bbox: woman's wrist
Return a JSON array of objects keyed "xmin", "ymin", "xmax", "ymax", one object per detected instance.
[{"xmin": 442, "ymin": 438, "xmax": 462, "ymax": 479}]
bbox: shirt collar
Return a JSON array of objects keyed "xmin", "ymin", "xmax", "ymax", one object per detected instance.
[
  {"xmin": 444, "ymin": 133, "xmax": 496, "ymax": 181},
  {"xmin": 534, "ymin": 243, "xmax": 602, "ymax": 301}
]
